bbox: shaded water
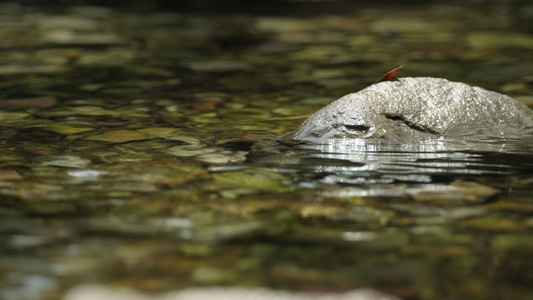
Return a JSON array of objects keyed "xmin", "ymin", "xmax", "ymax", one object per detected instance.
[{"xmin": 1, "ymin": 1, "xmax": 533, "ymax": 300}]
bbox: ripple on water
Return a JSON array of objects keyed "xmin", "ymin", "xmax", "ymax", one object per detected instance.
[{"xmin": 248, "ymin": 134, "xmax": 533, "ymax": 198}]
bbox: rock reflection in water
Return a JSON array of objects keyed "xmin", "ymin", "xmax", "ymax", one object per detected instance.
[
  {"xmin": 301, "ymin": 138, "xmax": 513, "ymax": 177},
  {"xmin": 251, "ymin": 135, "xmax": 533, "ymax": 199}
]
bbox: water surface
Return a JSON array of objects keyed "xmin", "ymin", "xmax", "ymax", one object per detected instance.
[{"xmin": 1, "ymin": 1, "xmax": 533, "ymax": 300}]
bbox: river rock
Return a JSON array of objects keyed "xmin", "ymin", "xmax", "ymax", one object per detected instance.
[
  {"xmin": 62, "ymin": 284, "xmax": 402, "ymax": 300},
  {"xmin": 291, "ymin": 77, "xmax": 533, "ymax": 141}
]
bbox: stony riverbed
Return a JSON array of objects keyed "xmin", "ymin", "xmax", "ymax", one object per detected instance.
[{"xmin": 1, "ymin": 1, "xmax": 533, "ymax": 299}]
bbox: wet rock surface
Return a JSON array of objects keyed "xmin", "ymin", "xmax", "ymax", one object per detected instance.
[
  {"xmin": 0, "ymin": 2, "xmax": 533, "ymax": 300},
  {"xmin": 292, "ymin": 77, "xmax": 533, "ymax": 141}
]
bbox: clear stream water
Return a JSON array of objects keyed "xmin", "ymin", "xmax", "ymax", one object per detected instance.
[{"xmin": 0, "ymin": 1, "xmax": 533, "ymax": 299}]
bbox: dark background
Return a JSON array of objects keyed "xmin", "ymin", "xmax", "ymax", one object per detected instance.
[{"xmin": 5, "ymin": 0, "xmax": 532, "ymax": 32}]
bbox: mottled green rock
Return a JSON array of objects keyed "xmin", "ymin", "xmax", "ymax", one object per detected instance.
[
  {"xmin": 85, "ymin": 130, "xmax": 149, "ymax": 144},
  {"xmin": 459, "ymin": 217, "xmax": 523, "ymax": 232},
  {"xmin": 35, "ymin": 155, "xmax": 91, "ymax": 168}
]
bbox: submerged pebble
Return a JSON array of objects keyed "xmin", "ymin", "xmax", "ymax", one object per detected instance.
[
  {"xmin": 33, "ymin": 124, "xmax": 94, "ymax": 135},
  {"xmin": 85, "ymin": 130, "xmax": 149, "ymax": 144},
  {"xmin": 410, "ymin": 181, "xmax": 499, "ymax": 204},
  {"xmin": 187, "ymin": 61, "xmax": 250, "ymax": 72},
  {"xmin": 196, "ymin": 151, "xmax": 247, "ymax": 164},
  {"xmin": 166, "ymin": 145, "xmax": 217, "ymax": 157},
  {"xmin": 35, "ymin": 156, "xmax": 92, "ymax": 168},
  {"xmin": 459, "ymin": 217, "xmax": 523, "ymax": 232},
  {"xmin": 68, "ymin": 170, "xmax": 102, "ymax": 181},
  {"xmin": 0, "ymin": 170, "xmax": 22, "ymax": 181},
  {"xmin": 63, "ymin": 285, "xmax": 402, "ymax": 300},
  {"xmin": 0, "ymin": 96, "xmax": 56, "ymax": 110}
]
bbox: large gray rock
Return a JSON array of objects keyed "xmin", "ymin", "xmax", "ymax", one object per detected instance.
[{"xmin": 291, "ymin": 77, "xmax": 533, "ymax": 141}]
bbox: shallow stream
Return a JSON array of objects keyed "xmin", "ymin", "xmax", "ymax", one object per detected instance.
[{"xmin": 1, "ymin": 1, "xmax": 533, "ymax": 299}]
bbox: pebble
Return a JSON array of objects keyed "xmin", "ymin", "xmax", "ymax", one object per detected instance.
[
  {"xmin": 0, "ymin": 96, "xmax": 56, "ymax": 110},
  {"xmin": 466, "ymin": 32, "xmax": 533, "ymax": 49},
  {"xmin": 35, "ymin": 156, "xmax": 92, "ymax": 168},
  {"xmin": 196, "ymin": 151, "xmax": 247, "ymax": 164},
  {"xmin": 410, "ymin": 181, "xmax": 499, "ymax": 204},
  {"xmin": 191, "ymin": 267, "xmax": 238, "ymax": 284},
  {"xmin": 35, "ymin": 16, "xmax": 99, "ymax": 31},
  {"xmin": 62, "ymin": 285, "xmax": 402, "ymax": 300},
  {"xmin": 136, "ymin": 128, "xmax": 184, "ymax": 139},
  {"xmin": 1, "ymin": 274, "xmax": 57, "ymax": 300},
  {"xmin": 41, "ymin": 30, "xmax": 123, "ymax": 45},
  {"xmin": 187, "ymin": 61, "xmax": 249, "ymax": 72},
  {"xmin": 459, "ymin": 217, "xmax": 523, "ymax": 232},
  {"xmin": 69, "ymin": 6, "xmax": 115, "ymax": 19},
  {"xmin": 483, "ymin": 201, "xmax": 533, "ymax": 214},
  {"xmin": 68, "ymin": 170, "xmax": 102, "ymax": 181},
  {"xmin": 166, "ymin": 145, "xmax": 216, "ymax": 157},
  {"xmin": 35, "ymin": 124, "xmax": 94, "ymax": 135},
  {"xmin": 491, "ymin": 234, "xmax": 533, "ymax": 253},
  {"xmin": 0, "ymin": 65, "xmax": 69, "ymax": 75},
  {"xmin": 256, "ymin": 17, "xmax": 320, "ymax": 33},
  {"xmin": 77, "ymin": 49, "xmax": 135, "ymax": 66},
  {"xmin": 0, "ymin": 170, "xmax": 22, "ymax": 181},
  {"xmin": 85, "ymin": 130, "xmax": 149, "ymax": 144},
  {"xmin": 369, "ymin": 18, "xmax": 439, "ymax": 33}
]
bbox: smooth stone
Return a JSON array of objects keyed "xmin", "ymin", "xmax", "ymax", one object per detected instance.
[
  {"xmin": 369, "ymin": 18, "xmax": 438, "ymax": 33},
  {"xmin": 187, "ymin": 61, "xmax": 249, "ymax": 72},
  {"xmin": 136, "ymin": 128, "xmax": 184, "ymax": 139},
  {"xmin": 290, "ymin": 77, "xmax": 533, "ymax": 141},
  {"xmin": 1, "ymin": 273, "xmax": 57, "ymax": 300},
  {"xmin": 69, "ymin": 6, "xmax": 114, "ymax": 19},
  {"xmin": 467, "ymin": 32, "xmax": 533, "ymax": 50},
  {"xmin": 84, "ymin": 130, "xmax": 149, "ymax": 144},
  {"xmin": 0, "ymin": 112, "xmax": 31, "ymax": 121},
  {"xmin": 38, "ymin": 125, "xmax": 94, "ymax": 135},
  {"xmin": 0, "ymin": 170, "xmax": 22, "ymax": 180},
  {"xmin": 41, "ymin": 29, "xmax": 122, "ymax": 45},
  {"xmin": 0, "ymin": 96, "xmax": 56, "ymax": 110},
  {"xmin": 196, "ymin": 151, "xmax": 247, "ymax": 164},
  {"xmin": 68, "ymin": 170, "xmax": 102, "ymax": 181},
  {"xmin": 35, "ymin": 156, "xmax": 91, "ymax": 168},
  {"xmin": 190, "ymin": 267, "xmax": 238, "ymax": 284},
  {"xmin": 76, "ymin": 49, "xmax": 134, "ymax": 66},
  {"xmin": 35, "ymin": 16, "xmax": 99, "ymax": 30},
  {"xmin": 410, "ymin": 181, "xmax": 499, "ymax": 204},
  {"xmin": 492, "ymin": 234, "xmax": 533, "ymax": 253},
  {"xmin": 459, "ymin": 217, "xmax": 523, "ymax": 232},
  {"xmin": 256, "ymin": 17, "xmax": 319, "ymax": 33},
  {"xmin": 62, "ymin": 285, "xmax": 402, "ymax": 300},
  {"xmin": 166, "ymin": 145, "xmax": 216, "ymax": 157},
  {"xmin": 0, "ymin": 65, "xmax": 69, "ymax": 75}
]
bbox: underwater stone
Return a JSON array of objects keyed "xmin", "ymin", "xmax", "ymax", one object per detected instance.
[
  {"xmin": 85, "ymin": 130, "xmax": 149, "ymax": 144},
  {"xmin": 63, "ymin": 285, "xmax": 402, "ymax": 300},
  {"xmin": 35, "ymin": 156, "xmax": 91, "ymax": 168},
  {"xmin": 291, "ymin": 77, "xmax": 533, "ymax": 141}
]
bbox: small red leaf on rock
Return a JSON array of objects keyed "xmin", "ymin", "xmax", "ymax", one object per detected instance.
[{"xmin": 375, "ymin": 65, "xmax": 403, "ymax": 83}]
